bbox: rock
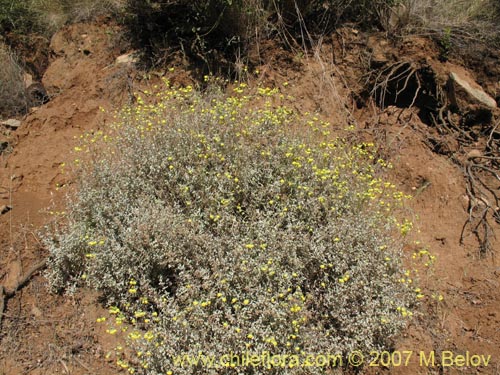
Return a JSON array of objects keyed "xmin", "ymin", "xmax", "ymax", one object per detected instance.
[
  {"xmin": 0, "ymin": 205, "xmax": 12, "ymax": 215},
  {"xmin": 116, "ymin": 52, "xmax": 138, "ymax": 66},
  {"xmin": 24, "ymin": 73, "xmax": 33, "ymax": 88},
  {"xmin": 467, "ymin": 149, "xmax": 483, "ymax": 160},
  {"xmin": 448, "ymin": 71, "xmax": 497, "ymax": 109},
  {"xmin": 1, "ymin": 119, "xmax": 21, "ymax": 129}
]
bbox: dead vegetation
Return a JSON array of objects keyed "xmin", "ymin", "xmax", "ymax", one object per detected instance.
[
  {"xmin": 0, "ymin": 260, "xmax": 46, "ymax": 331},
  {"xmin": 0, "ymin": 44, "xmax": 28, "ymax": 116},
  {"xmin": 394, "ymin": 0, "xmax": 500, "ymax": 52}
]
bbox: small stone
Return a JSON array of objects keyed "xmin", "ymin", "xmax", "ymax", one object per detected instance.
[
  {"xmin": 0, "ymin": 205, "xmax": 12, "ymax": 215},
  {"xmin": 1, "ymin": 119, "xmax": 21, "ymax": 129},
  {"xmin": 24, "ymin": 73, "xmax": 33, "ymax": 88},
  {"xmin": 116, "ymin": 52, "xmax": 138, "ymax": 66},
  {"xmin": 467, "ymin": 149, "xmax": 483, "ymax": 160}
]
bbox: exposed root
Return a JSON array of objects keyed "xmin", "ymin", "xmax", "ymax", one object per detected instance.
[
  {"xmin": 370, "ymin": 61, "xmax": 419, "ymax": 109},
  {"xmin": 0, "ymin": 259, "xmax": 46, "ymax": 331},
  {"xmin": 368, "ymin": 58, "xmax": 499, "ymax": 255},
  {"xmin": 458, "ymin": 120, "xmax": 500, "ymax": 254}
]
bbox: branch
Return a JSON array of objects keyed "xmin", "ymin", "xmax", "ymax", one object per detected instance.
[{"xmin": 0, "ymin": 259, "xmax": 47, "ymax": 331}]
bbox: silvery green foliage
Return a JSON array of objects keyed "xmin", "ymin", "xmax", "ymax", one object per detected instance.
[{"xmin": 44, "ymin": 86, "xmax": 415, "ymax": 374}]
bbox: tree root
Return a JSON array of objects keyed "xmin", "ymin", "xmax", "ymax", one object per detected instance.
[
  {"xmin": 459, "ymin": 119, "xmax": 500, "ymax": 254},
  {"xmin": 369, "ymin": 61, "xmax": 419, "ymax": 109},
  {"xmin": 0, "ymin": 259, "xmax": 46, "ymax": 331}
]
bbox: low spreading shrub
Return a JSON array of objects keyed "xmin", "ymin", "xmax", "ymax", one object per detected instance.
[{"xmin": 44, "ymin": 80, "xmax": 418, "ymax": 374}]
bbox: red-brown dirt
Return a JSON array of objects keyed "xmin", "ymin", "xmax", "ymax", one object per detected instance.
[{"xmin": 1, "ymin": 22, "xmax": 499, "ymax": 375}]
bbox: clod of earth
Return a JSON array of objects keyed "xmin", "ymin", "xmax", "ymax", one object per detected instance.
[
  {"xmin": 26, "ymin": 83, "xmax": 50, "ymax": 107},
  {"xmin": 0, "ymin": 141, "xmax": 10, "ymax": 154}
]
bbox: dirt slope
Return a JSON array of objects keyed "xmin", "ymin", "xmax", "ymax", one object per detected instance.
[
  {"xmin": 1, "ymin": 22, "xmax": 499, "ymax": 375},
  {"xmin": 0, "ymin": 22, "xmax": 132, "ymax": 375}
]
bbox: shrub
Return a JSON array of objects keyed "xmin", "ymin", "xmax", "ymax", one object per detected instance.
[
  {"xmin": 123, "ymin": 0, "xmax": 270, "ymax": 69},
  {"xmin": 44, "ymin": 80, "xmax": 417, "ymax": 374},
  {"xmin": 0, "ymin": 1, "xmax": 35, "ymax": 35},
  {"xmin": 0, "ymin": 43, "xmax": 28, "ymax": 116}
]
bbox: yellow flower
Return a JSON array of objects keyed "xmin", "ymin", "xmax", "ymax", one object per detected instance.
[
  {"xmin": 109, "ymin": 306, "xmax": 120, "ymax": 314},
  {"xmin": 129, "ymin": 331, "xmax": 142, "ymax": 340}
]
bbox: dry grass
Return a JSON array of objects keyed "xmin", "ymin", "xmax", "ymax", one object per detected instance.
[
  {"xmin": 0, "ymin": 43, "xmax": 28, "ymax": 117},
  {"xmin": 393, "ymin": 0, "xmax": 500, "ymax": 47},
  {"xmin": 35, "ymin": 0, "xmax": 126, "ymax": 32},
  {"xmin": 0, "ymin": 0, "xmax": 126, "ymax": 38}
]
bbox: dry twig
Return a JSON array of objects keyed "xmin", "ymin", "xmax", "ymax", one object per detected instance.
[{"xmin": 0, "ymin": 259, "xmax": 47, "ymax": 331}]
